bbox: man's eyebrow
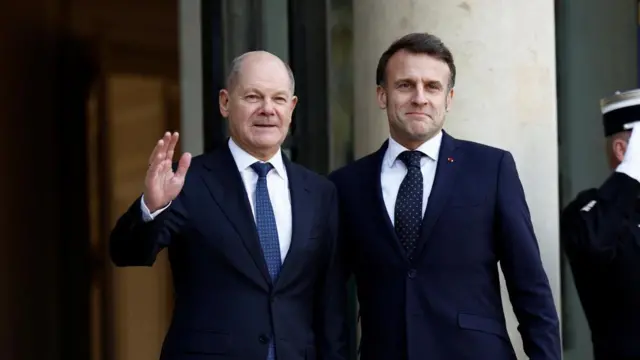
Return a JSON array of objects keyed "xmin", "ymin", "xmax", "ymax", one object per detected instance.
[
  {"xmin": 427, "ymin": 80, "xmax": 444, "ymax": 87},
  {"xmin": 242, "ymin": 87, "xmax": 261, "ymax": 94},
  {"xmin": 394, "ymin": 77, "xmax": 415, "ymax": 84},
  {"xmin": 243, "ymin": 88, "xmax": 290, "ymax": 97},
  {"xmin": 393, "ymin": 78, "xmax": 443, "ymax": 86}
]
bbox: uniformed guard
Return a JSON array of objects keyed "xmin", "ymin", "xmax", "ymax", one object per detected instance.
[{"xmin": 561, "ymin": 88, "xmax": 640, "ymax": 360}]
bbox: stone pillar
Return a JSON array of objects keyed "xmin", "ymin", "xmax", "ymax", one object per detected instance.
[
  {"xmin": 179, "ymin": 0, "xmax": 204, "ymax": 156},
  {"xmin": 353, "ymin": 1, "xmax": 560, "ymax": 358}
]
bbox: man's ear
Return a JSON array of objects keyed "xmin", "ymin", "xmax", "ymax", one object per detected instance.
[
  {"xmin": 613, "ymin": 137, "xmax": 628, "ymax": 164},
  {"xmin": 445, "ymin": 87, "xmax": 454, "ymax": 112},
  {"xmin": 219, "ymin": 89, "xmax": 230, "ymax": 117},
  {"xmin": 376, "ymin": 85, "xmax": 387, "ymax": 109}
]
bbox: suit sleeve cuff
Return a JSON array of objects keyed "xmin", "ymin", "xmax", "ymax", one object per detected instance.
[{"xmin": 140, "ymin": 195, "xmax": 171, "ymax": 222}]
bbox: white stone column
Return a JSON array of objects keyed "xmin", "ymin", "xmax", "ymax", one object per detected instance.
[{"xmin": 353, "ymin": 1, "xmax": 560, "ymax": 358}]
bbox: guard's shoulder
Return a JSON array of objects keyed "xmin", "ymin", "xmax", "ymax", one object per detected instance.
[{"xmin": 564, "ymin": 188, "xmax": 599, "ymax": 214}]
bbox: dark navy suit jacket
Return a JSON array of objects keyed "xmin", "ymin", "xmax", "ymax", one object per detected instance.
[
  {"xmin": 329, "ymin": 131, "xmax": 560, "ymax": 360},
  {"xmin": 109, "ymin": 143, "xmax": 348, "ymax": 360}
]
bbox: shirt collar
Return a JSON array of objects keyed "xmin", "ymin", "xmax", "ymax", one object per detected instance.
[
  {"xmin": 384, "ymin": 130, "xmax": 443, "ymax": 168},
  {"xmin": 227, "ymin": 137, "xmax": 287, "ymax": 180}
]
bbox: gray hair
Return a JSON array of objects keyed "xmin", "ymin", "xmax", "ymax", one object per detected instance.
[{"xmin": 225, "ymin": 52, "xmax": 296, "ymax": 94}]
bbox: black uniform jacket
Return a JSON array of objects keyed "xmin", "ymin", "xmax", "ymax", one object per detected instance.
[{"xmin": 561, "ymin": 171, "xmax": 640, "ymax": 360}]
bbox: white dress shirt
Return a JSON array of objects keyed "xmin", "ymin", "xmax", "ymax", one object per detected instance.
[
  {"xmin": 381, "ymin": 131, "xmax": 442, "ymax": 224},
  {"xmin": 140, "ymin": 137, "xmax": 293, "ymax": 263}
]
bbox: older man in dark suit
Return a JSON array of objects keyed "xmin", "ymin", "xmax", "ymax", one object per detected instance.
[{"xmin": 110, "ymin": 51, "xmax": 348, "ymax": 360}]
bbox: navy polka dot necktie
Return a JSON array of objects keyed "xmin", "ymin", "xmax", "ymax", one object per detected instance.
[
  {"xmin": 394, "ymin": 150, "xmax": 424, "ymax": 259},
  {"xmin": 250, "ymin": 161, "xmax": 280, "ymax": 360}
]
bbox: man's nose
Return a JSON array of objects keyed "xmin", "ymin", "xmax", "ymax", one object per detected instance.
[
  {"xmin": 412, "ymin": 88, "xmax": 429, "ymax": 105},
  {"xmin": 260, "ymin": 99, "xmax": 276, "ymax": 115}
]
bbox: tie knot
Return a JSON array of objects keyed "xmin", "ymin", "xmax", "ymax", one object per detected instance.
[
  {"xmin": 398, "ymin": 151, "xmax": 423, "ymax": 169},
  {"xmin": 251, "ymin": 162, "xmax": 274, "ymax": 178}
]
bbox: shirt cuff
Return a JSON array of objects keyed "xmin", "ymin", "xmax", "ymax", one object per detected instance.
[{"xmin": 140, "ymin": 194, "xmax": 171, "ymax": 222}]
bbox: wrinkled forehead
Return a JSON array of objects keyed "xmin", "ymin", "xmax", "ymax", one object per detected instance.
[
  {"xmin": 236, "ymin": 59, "xmax": 294, "ymax": 94},
  {"xmin": 386, "ymin": 51, "xmax": 450, "ymax": 85}
]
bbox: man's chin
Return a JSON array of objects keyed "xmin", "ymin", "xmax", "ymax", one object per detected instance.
[
  {"xmin": 406, "ymin": 126, "xmax": 433, "ymax": 138},
  {"xmin": 406, "ymin": 128, "xmax": 441, "ymax": 142},
  {"xmin": 249, "ymin": 135, "xmax": 284, "ymax": 149}
]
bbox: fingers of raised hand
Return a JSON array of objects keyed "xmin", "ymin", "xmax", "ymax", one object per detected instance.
[
  {"xmin": 166, "ymin": 132, "xmax": 180, "ymax": 162},
  {"xmin": 175, "ymin": 152, "xmax": 192, "ymax": 179},
  {"xmin": 148, "ymin": 132, "xmax": 180, "ymax": 169},
  {"xmin": 148, "ymin": 132, "xmax": 170, "ymax": 166}
]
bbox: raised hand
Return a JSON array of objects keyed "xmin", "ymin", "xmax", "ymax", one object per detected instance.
[{"xmin": 143, "ymin": 131, "xmax": 192, "ymax": 212}]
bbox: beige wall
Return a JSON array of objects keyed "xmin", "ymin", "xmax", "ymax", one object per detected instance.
[{"xmin": 352, "ymin": 1, "xmax": 560, "ymax": 358}]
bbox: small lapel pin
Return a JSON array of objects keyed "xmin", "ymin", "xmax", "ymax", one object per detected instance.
[{"xmin": 447, "ymin": 157, "xmax": 454, "ymax": 163}]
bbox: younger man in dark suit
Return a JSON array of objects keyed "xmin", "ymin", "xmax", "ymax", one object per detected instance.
[{"xmin": 329, "ymin": 32, "xmax": 560, "ymax": 360}]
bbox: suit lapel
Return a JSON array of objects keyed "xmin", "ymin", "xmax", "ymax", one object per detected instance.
[
  {"xmin": 372, "ymin": 141, "xmax": 411, "ymax": 264},
  {"xmin": 201, "ymin": 146, "xmax": 272, "ymax": 285},
  {"xmin": 275, "ymin": 157, "xmax": 313, "ymax": 288},
  {"xmin": 414, "ymin": 131, "xmax": 461, "ymax": 258}
]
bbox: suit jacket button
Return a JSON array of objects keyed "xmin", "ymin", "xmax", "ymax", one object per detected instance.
[
  {"xmin": 259, "ymin": 335, "xmax": 269, "ymax": 344},
  {"xmin": 408, "ymin": 269, "xmax": 417, "ymax": 279}
]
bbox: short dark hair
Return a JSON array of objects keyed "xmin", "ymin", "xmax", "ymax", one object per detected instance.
[{"xmin": 376, "ymin": 32, "xmax": 456, "ymax": 89}]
